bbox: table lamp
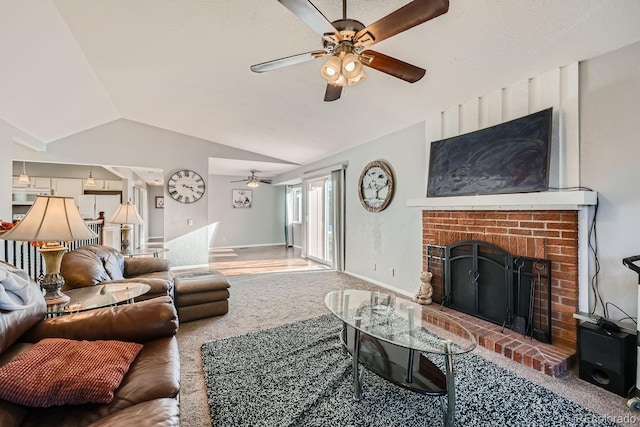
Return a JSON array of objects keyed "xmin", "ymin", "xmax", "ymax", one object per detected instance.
[
  {"xmin": 0, "ymin": 195, "xmax": 97, "ymax": 306},
  {"xmin": 109, "ymin": 202, "xmax": 143, "ymax": 254}
]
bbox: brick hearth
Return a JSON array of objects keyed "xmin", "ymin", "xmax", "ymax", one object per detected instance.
[{"xmin": 422, "ymin": 210, "xmax": 579, "ymax": 376}]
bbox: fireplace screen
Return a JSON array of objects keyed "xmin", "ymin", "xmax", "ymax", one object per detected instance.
[{"xmin": 442, "ymin": 241, "xmax": 552, "ymax": 343}]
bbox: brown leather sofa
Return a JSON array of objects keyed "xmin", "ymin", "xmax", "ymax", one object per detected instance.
[
  {"xmin": 0, "ymin": 268, "xmax": 180, "ymax": 426},
  {"xmin": 60, "ymin": 245, "xmax": 173, "ymax": 301}
]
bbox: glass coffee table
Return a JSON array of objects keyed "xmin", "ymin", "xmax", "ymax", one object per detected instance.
[
  {"xmin": 325, "ymin": 289, "xmax": 476, "ymax": 427},
  {"xmin": 123, "ymin": 247, "xmax": 169, "ymax": 258},
  {"xmin": 47, "ymin": 283, "xmax": 150, "ymax": 316}
]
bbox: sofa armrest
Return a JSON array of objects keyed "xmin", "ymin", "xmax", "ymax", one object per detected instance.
[
  {"xmin": 21, "ymin": 296, "xmax": 178, "ymax": 344},
  {"xmin": 124, "ymin": 258, "xmax": 171, "ymax": 277}
]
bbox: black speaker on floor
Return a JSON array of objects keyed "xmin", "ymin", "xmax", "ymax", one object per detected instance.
[{"xmin": 578, "ymin": 321, "xmax": 636, "ymax": 397}]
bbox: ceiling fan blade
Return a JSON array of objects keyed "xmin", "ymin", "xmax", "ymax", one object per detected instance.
[
  {"xmin": 258, "ymin": 180, "xmax": 273, "ymax": 184},
  {"xmin": 251, "ymin": 50, "xmax": 327, "ymax": 73},
  {"xmin": 361, "ymin": 50, "xmax": 426, "ymax": 83},
  {"xmin": 354, "ymin": 0, "xmax": 449, "ymax": 49},
  {"xmin": 324, "ymin": 84, "xmax": 342, "ymax": 102},
  {"xmin": 278, "ymin": 0, "xmax": 342, "ymax": 42},
  {"xmin": 230, "ymin": 179, "xmax": 248, "ymax": 183}
]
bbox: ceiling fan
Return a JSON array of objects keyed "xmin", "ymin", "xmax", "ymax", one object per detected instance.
[
  {"xmin": 230, "ymin": 171, "xmax": 273, "ymax": 187},
  {"xmin": 250, "ymin": 0, "xmax": 449, "ymax": 102}
]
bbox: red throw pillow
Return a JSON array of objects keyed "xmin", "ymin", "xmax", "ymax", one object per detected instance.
[{"xmin": 0, "ymin": 338, "xmax": 143, "ymax": 407}]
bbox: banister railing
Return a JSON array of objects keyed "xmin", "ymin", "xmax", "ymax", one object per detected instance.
[{"xmin": 1, "ymin": 217, "xmax": 104, "ymax": 281}]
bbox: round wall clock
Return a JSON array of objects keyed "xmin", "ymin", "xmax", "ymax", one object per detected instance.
[
  {"xmin": 358, "ymin": 160, "xmax": 394, "ymax": 213},
  {"xmin": 167, "ymin": 169, "xmax": 205, "ymax": 204}
]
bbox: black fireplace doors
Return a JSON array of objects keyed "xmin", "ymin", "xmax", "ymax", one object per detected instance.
[{"xmin": 444, "ymin": 240, "xmax": 551, "ymax": 343}]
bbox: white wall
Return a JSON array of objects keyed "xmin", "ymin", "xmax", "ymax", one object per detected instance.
[
  {"xmin": 580, "ymin": 40, "xmax": 640, "ymax": 323},
  {"xmin": 208, "ymin": 175, "xmax": 285, "ymax": 248},
  {"xmin": 147, "ymin": 185, "xmax": 164, "ymax": 239},
  {"xmin": 277, "ymin": 123, "xmax": 427, "ymax": 294}
]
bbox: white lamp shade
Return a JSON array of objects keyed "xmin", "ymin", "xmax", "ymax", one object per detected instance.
[
  {"xmin": 109, "ymin": 203, "xmax": 143, "ymax": 225},
  {"xmin": 1, "ymin": 196, "xmax": 97, "ymax": 242},
  {"xmin": 321, "ymin": 56, "xmax": 342, "ymax": 83},
  {"xmin": 347, "ymin": 68, "xmax": 366, "ymax": 86},
  {"xmin": 342, "ymin": 53, "xmax": 363, "ymax": 79}
]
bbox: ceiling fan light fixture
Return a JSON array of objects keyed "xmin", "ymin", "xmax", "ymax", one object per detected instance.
[
  {"xmin": 342, "ymin": 53, "xmax": 362, "ymax": 76},
  {"xmin": 321, "ymin": 56, "xmax": 342, "ymax": 83},
  {"xmin": 333, "ymin": 73, "xmax": 347, "ymax": 87},
  {"xmin": 247, "ymin": 180, "xmax": 259, "ymax": 188},
  {"xmin": 347, "ymin": 68, "xmax": 367, "ymax": 86}
]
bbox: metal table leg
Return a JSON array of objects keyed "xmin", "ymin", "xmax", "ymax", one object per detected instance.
[
  {"xmin": 352, "ymin": 316, "xmax": 362, "ymax": 400},
  {"xmin": 444, "ymin": 340, "xmax": 455, "ymax": 427}
]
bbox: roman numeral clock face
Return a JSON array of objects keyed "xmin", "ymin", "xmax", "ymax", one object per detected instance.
[{"xmin": 167, "ymin": 170, "xmax": 205, "ymax": 204}]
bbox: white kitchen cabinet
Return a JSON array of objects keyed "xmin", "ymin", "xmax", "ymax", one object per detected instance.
[
  {"xmin": 83, "ymin": 179, "xmax": 122, "ymax": 191},
  {"xmin": 104, "ymin": 180, "xmax": 123, "ymax": 190},
  {"xmin": 12, "ymin": 176, "xmax": 52, "ymax": 189},
  {"xmin": 52, "ymin": 178, "xmax": 83, "ymax": 200}
]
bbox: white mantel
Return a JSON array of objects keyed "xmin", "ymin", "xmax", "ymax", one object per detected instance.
[{"xmin": 406, "ymin": 190, "xmax": 597, "ymax": 211}]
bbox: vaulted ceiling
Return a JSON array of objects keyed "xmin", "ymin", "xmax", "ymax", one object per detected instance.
[{"xmin": 2, "ymin": 1, "xmax": 640, "ymax": 169}]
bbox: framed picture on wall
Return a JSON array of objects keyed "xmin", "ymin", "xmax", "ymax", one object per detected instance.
[
  {"xmin": 155, "ymin": 196, "xmax": 164, "ymax": 209},
  {"xmin": 232, "ymin": 189, "xmax": 252, "ymax": 208}
]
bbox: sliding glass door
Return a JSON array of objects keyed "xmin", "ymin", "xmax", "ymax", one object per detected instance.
[{"xmin": 306, "ymin": 176, "xmax": 333, "ymax": 265}]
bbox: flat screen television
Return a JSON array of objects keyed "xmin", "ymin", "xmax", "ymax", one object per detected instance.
[{"xmin": 427, "ymin": 108, "xmax": 553, "ymax": 197}]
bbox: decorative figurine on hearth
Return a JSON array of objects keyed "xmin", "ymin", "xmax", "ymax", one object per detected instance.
[{"xmin": 415, "ymin": 271, "xmax": 433, "ymax": 305}]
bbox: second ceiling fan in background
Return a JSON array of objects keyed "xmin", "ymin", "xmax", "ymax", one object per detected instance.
[
  {"xmin": 250, "ymin": 0, "xmax": 449, "ymax": 101},
  {"xmin": 231, "ymin": 171, "xmax": 273, "ymax": 188}
]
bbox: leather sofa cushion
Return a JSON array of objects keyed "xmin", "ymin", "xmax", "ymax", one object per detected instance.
[
  {"xmin": 20, "ymin": 398, "xmax": 180, "ymax": 427},
  {"xmin": 175, "ymin": 289, "xmax": 229, "ymax": 307},
  {"xmin": 0, "ymin": 399, "xmax": 26, "ymax": 427},
  {"xmin": 23, "ymin": 296, "xmax": 178, "ymax": 344},
  {"xmin": 124, "ymin": 258, "xmax": 170, "ymax": 277},
  {"xmin": 61, "ymin": 249, "xmax": 111, "ymax": 289},
  {"xmin": 0, "ymin": 282, "xmax": 46, "ymax": 354},
  {"xmin": 86, "ymin": 398, "xmax": 180, "ymax": 427}
]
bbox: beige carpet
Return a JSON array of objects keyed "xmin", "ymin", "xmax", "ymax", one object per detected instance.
[{"xmin": 176, "ymin": 270, "xmax": 637, "ymax": 427}]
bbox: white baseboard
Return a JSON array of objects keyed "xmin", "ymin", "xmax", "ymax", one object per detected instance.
[
  {"xmin": 343, "ymin": 271, "xmax": 414, "ymax": 299},
  {"xmin": 210, "ymin": 242, "xmax": 286, "ymax": 250},
  {"xmin": 170, "ymin": 263, "xmax": 210, "ymax": 271}
]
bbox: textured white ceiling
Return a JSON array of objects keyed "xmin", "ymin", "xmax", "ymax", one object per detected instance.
[{"xmin": 2, "ymin": 1, "xmax": 640, "ymax": 170}]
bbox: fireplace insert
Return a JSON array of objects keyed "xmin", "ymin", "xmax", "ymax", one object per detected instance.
[{"xmin": 442, "ymin": 240, "xmax": 552, "ymax": 343}]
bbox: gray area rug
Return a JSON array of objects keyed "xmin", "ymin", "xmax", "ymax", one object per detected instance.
[{"xmin": 202, "ymin": 313, "xmax": 619, "ymax": 427}]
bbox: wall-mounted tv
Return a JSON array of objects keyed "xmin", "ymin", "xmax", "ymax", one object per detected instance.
[{"xmin": 427, "ymin": 108, "xmax": 553, "ymax": 197}]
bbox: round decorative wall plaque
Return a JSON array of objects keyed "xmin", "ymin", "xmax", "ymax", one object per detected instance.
[{"xmin": 358, "ymin": 160, "xmax": 394, "ymax": 213}]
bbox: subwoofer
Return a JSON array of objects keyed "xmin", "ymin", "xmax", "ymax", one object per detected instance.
[{"xmin": 578, "ymin": 321, "xmax": 636, "ymax": 397}]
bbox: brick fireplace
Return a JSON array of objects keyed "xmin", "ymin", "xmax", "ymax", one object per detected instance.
[{"xmin": 422, "ymin": 209, "xmax": 581, "ymax": 376}]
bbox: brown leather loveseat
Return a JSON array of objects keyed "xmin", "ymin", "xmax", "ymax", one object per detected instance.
[
  {"xmin": 60, "ymin": 245, "xmax": 174, "ymax": 301},
  {"xmin": 0, "ymin": 264, "xmax": 180, "ymax": 427}
]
